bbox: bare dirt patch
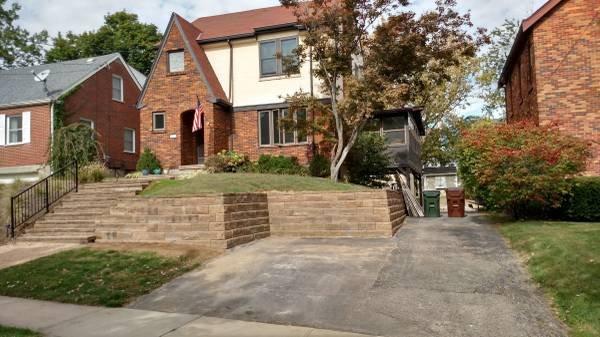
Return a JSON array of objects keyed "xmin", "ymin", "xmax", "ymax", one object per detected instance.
[{"xmin": 90, "ymin": 242, "xmax": 222, "ymax": 265}]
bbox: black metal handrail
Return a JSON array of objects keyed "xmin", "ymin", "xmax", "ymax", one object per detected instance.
[{"xmin": 9, "ymin": 161, "xmax": 78, "ymax": 238}]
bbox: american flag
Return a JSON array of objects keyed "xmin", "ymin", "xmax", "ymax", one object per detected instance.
[{"xmin": 192, "ymin": 98, "xmax": 204, "ymax": 133}]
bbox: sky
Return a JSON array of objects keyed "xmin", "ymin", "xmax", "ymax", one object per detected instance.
[{"xmin": 11, "ymin": 0, "xmax": 548, "ymax": 116}]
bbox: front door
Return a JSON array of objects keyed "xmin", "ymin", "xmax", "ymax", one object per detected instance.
[{"xmin": 196, "ymin": 131, "xmax": 204, "ymax": 164}]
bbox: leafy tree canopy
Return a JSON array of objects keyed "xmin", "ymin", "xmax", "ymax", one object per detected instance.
[
  {"xmin": 0, "ymin": 0, "xmax": 48, "ymax": 69},
  {"xmin": 46, "ymin": 11, "xmax": 161, "ymax": 74},
  {"xmin": 281, "ymin": 0, "xmax": 485, "ymax": 181},
  {"xmin": 476, "ymin": 19, "xmax": 519, "ymax": 117}
]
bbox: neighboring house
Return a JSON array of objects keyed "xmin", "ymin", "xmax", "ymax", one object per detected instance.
[
  {"xmin": 0, "ymin": 53, "xmax": 145, "ymax": 183},
  {"xmin": 499, "ymin": 0, "xmax": 599, "ymax": 175},
  {"xmin": 423, "ymin": 166, "xmax": 461, "ymax": 191},
  {"xmin": 367, "ymin": 108, "xmax": 426, "ymax": 198},
  {"xmin": 138, "ymin": 6, "xmax": 328, "ymax": 169}
]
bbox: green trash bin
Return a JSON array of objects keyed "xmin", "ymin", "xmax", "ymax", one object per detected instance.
[{"xmin": 423, "ymin": 190, "xmax": 441, "ymax": 217}]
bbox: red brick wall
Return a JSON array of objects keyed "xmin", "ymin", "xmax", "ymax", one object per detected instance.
[
  {"xmin": 505, "ymin": 35, "xmax": 539, "ymax": 124},
  {"xmin": 506, "ymin": 0, "xmax": 599, "ymax": 175},
  {"xmin": 64, "ymin": 59, "xmax": 141, "ymax": 171},
  {"xmin": 0, "ymin": 104, "xmax": 51, "ymax": 168},
  {"xmin": 532, "ymin": 0, "xmax": 599, "ymax": 175},
  {"xmin": 140, "ymin": 21, "xmax": 225, "ymax": 169},
  {"xmin": 232, "ymin": 109, "xmax": 313, "ymax": 164}
]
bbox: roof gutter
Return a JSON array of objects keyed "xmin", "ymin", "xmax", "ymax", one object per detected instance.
[
  {"xmin": 0, "ymin": 99, "xmax": 52, "ymax": 109},
  {"xmin": 197, "ymin": 23, "xmax": 304, "ymax": 44}
]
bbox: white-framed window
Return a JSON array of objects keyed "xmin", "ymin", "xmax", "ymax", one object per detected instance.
[
  {"xmin": 258, "ymin": 108, "xmax": 307, "ymax": 146},
  {"xmin": 168, "ymin": 50, "xmax": 184, "ymax": 73},
  {"xmin": 7, "ymin": 115, "xmax": 23, "ymax": 144},
  {"xmin": 80, "ymin": 118, "xmax": 94, "ymax": 130},
  {"xmin": 435, "ymin": 176, "xmax": 446, "ymax": 189},
  {"xmin": 259, "ymin": 37, "xmax": 299, "ymax": 77},
  {"xmin": 124, "ymin": 128, "xmax": 135, "ymax": 153},
  {"xmin": 0, "ymin": 112, "xmax": 30, "ymax": 146},
  {"xmin": 112, "ymin": 75, "xmax": 124, "ymax": 102},
  {"xmin": 153, "ymin": 112, "xmax": 165, "ymax": 131}
]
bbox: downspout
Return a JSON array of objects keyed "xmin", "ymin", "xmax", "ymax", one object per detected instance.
[
  {"xmin": 228, "ymin": 39, "xmax": 234, "ymax": 105},
  {"xmin": 228, "ymin": 39, "xmax": 234, "ymax": 150},
  {"xmin": 309, "ymin": 44, "xmax": 316, "ymax": 157}
]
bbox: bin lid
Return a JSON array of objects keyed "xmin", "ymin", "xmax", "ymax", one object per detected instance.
[
  {"xmin": 446, "ymin": 188, "xmax": 465, "ymax": 197},
  {"xmin": 423, "ymin": 190, "xmax": 441, "ymax": 197}
]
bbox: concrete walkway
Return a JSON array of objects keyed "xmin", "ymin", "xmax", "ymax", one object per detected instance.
[
  {"xmin": 0, "ymin": 296, "xmax": 373, "ymax": 337},
  {"xmin": 0, "ymin": 242, "xmax": 79, "ymax": 270},
  {"xmin": 131, "ymin": 215, "xmax": 567, "ymax": 337}
]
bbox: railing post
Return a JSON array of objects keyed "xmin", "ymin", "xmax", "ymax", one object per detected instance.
[
  {"xmin": 10, "ymin": 197, "xmax": 15, "ymax": 239},
  {"xmin": 45, "ymin": 178, "xmax": 50, "ymax": 213},
  {"xmin": 75, "ymin": 161, "xmax": 79, "ymax": 192}
]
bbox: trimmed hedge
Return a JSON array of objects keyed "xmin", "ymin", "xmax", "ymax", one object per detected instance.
[
  {"xmin": 251, "ymin": 155, "xmax": 307, "ymax": 175},
  {"xmin": 563, "ymin": 177, "xmax": 600, "ymax": 222}
]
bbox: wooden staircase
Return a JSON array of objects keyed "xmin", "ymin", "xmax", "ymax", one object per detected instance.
[{"xmin": 19, "ymin": 179, "xmax": 156, "ymax": 243}]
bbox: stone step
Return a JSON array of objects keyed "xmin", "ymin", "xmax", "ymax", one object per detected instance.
[
  {"xmin": 101, "ymin": 214, "xmax": 210, "ymax": 223},
  {"xmin": 81, "ymin": 182, "xmax": 150, "ymax": 188},
  {"xmin": 44, "ymin": 212, "xmax": 105, "ymax": 220},
  {"xmin": 78, "ymin": 186, "xmax": 145, "ymax": 194},
  {"xmin": 35, "ymin": 219, "xmax": 96, "ymax": 226},
  {"xmin": 27, "ymin": 229, "xmax": 95, "ymax": 236},
  {"xmin": 30, "ymin": 224, "xmax": 96, "ymax": 231},
  {"xmin": 19, "ymin": 235, "xmax": 96, "ymax": 244}
]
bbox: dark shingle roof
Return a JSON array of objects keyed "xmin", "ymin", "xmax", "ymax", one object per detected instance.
[
  {"xmin": 192, "ymin": 5, "xmax": 298, "ymax": 43},
  {"xmin": 0, "ymin": 53, "xmax": 145, "ymax": 108}
]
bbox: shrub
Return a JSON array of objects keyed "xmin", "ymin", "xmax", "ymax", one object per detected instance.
[
  {"xmin": 0, "ymin": 181, "xmax": 29, "ymax": 230},
  {"xmin": 50, "ymin": 123, "xmax": 100, "ymax": 170},
  {"xmin": 309, "ymin": 153, "xmax": 331, "ymax": 178},
  {"xmin": 562, "ymin": 177, "xmax": 600, "ymax": 222},
  {"xmin": 79, "ymin": 162, "xmax": 109, "ymax": 184},
  {"xmin": 345, "ymin": 132, "xmax": 391, "ymax": 187},
  {"xmin": 204, "ymin": 150, "xmax": 249, "ymax": 173},
  {"xmin": 136, "ymin": 148, "xmax": 162, "ymax": 173},
  {"xmin": 251, "ymin": 155, "xmax": 306, "ymax": 175},
  {"xmin": 456, "ymin": 120, "xmax": 590, "ymax": 219}
]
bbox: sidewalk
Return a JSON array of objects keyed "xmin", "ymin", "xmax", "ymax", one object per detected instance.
[{"xmin": 0, "ymin": 296, "xmax": 375, "ymax": 337}]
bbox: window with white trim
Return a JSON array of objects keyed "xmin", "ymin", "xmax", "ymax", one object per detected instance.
[
  {"xmin": 258, "ymin": 108, "xmax": 307, "ymax": 146},
  {"xmin": 80, "ymin": 118, "xmax": 94, "ymax": 129},
  {"xmin": 153, "ymin": 112, "xmax": 165, "ymax": 131},
  {"xmin": 112, "ymin": 75, "xmax": 123, "ymax": 102},
  {"xmin": 124, "ymin": 128, "xmax": 135, "ymax": 153},
  {"xmin": 259, "ymin": 37, "xmax": 299, "ymax": 77},
  {"xmin": 168, "ymin": 51, "xmax": 184, "ymax": 73},
  {"xmin": 7, "ymin": 115, "xmax": 23, "ymax": 144}
]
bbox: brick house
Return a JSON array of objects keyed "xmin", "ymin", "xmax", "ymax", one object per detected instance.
[
  {"xmin": 498, "ymin": 0, "xmax": 600, "ymax": 175},
  {"xmin": 138, "ymin": 6, "xmax": 329, "ymax": 169},
  {"xmin": 0, "ymin": 53, "xmax": 146, "ymax": 183}
]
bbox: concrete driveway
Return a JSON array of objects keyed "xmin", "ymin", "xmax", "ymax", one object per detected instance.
[{"xmin": 131, "ymin": 215, "xmax": 566, "ymax": 337}]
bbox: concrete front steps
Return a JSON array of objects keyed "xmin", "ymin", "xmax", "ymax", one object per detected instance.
[{"xmin": 19, "ymin": 179, "xmax": 159, "ymax": 244}]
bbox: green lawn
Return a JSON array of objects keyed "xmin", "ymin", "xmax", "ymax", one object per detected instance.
[
  {"xmin": 142, "ymin": 173, "xmax": 367, "ymax": 197},
  {"xmin": 0, "ymin": 326, "xmax": 41, "ymax": 337},
  {"xmin": 499, "ymin": 221, "xmax": 600, "ymax": 337},
  {"xmin": 0, "ymin": 248, "xmax": 199, "ymax": 307}
]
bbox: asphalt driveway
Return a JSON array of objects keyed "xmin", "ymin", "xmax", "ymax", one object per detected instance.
[{"xmin": 131, "ymin": 215, "xmax": 566, "ymax": 337}]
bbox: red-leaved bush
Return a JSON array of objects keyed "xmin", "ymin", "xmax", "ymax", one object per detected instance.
[{"xmin": 456, "ymin": 120, "xmax": 590, "ymax": 218}]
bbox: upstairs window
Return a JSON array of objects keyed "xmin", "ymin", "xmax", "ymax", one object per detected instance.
[
  {"xmin": 112, "ymin": 75, "xmax": 123, "ymax": 102},
  {"xmin": 0, "ymin": 111, "xmax": 30, "ymax": 146},
  {"xmin": 7, "ymin": 115, "xmax": 23, "ymax": 144},
  {"xmin": 168, "ymin": 50, "xmax": 184, "ymax": 73},
  {"xmin": 258, "ymin": 108, "xmax": 307, "ymax": 146},
  {"xmin": 259, "ymin": 37, "xmax": 299, "ymax": 77},
  {"xmin": 382, "ymin": 116, "xmax": 406, "ymax": 145}
]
